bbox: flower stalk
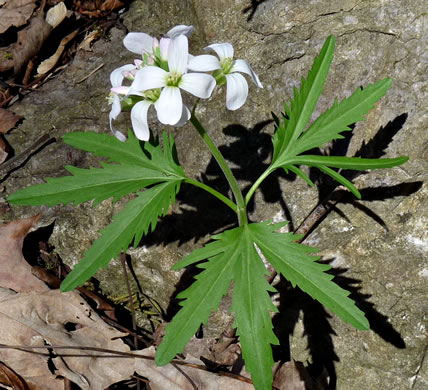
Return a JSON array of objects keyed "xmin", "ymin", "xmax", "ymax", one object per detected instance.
[
  {"xmin": 190, "ymin": 113, "xmax": 248, "ymax": 225},
  {"xmin": 184, "ymin": 177, "xmax": 238, "ymax": 213}
]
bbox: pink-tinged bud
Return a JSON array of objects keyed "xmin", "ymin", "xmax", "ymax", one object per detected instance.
[
  {"xmin": 134, "ymin": 59, "xmax": 143, "ymax": 68},
  {"xmin": 122, "ymin": 70, "xmax": 136, "ymax": 80},
  {"xmin": 146, "ymin": 56, "xmax": 155, "ymax": 65},
  {"xmin": 159, "ymin": 37, "xmax": 170, "ymax": 61},
  {"xmin": 152, "ymin": 37, "xmax": 159, "ymax": 50},
  {"xmin": 111, "ymin": 86, "xmax": 130, "ymax": 95}
]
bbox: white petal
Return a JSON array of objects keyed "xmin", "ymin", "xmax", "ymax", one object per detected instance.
[
  {"xmin": 168, "ymin": 35, "xmax": 188, "ymax": 74},
  {"xmin": 114, "ymin": 131, "xmax": 126, "ymax": 142},
  {"xmin": 110, "ymin": 64, "xmax": 135, "ymax": 87},
  {"xmin": 131, "ymin": 100, "xmax": 152, "ymax": 141},
  {"xmin": 129, "ymin": 67, "xmax": 167, "ymax": 93},
  {"xmin": 180, "ymin": 73, "xmax": 216, "ymax": 99},
  {"xmin": 123, "ymin": 32, "xmax": 153, "ymax": 55},
  {"xmin": 225, "ymin": 73, "xmax": 248, "ymax": 110},
  {"xmin": 159, "ymin": 37, "xmax": 170, "ymax": 61},
  {"xmin": 187, "ymin": 55, "xmax": 221, "ymax": 71},
  {"xmin": 110, "ymin": 94, "xmax": 121, "ymax": 121},
  {"xmin": 232, "ymin": 59, "xmax": 263, "ymax": 88},
  {"xmin": 167, "ymin": 25, "xmax": 194, "ymax": 38},
  {"xmin": 174, "ymin": 104, "xmax": 191, "ymax": 127},
  {"xmin": 109, "ymin": 95, "xmax": 126, "ymax": 142},
  {"xmin": 206, "ymin": 43, "xmax": 234, "ymax": 60},
  {"xmin": 155, "ymin": 87, "xmax": 182, "ymax": 125}
]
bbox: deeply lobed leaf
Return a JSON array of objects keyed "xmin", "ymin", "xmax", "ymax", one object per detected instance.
[
  {"xmin": 272, "ymin": 36, "xmax": 335, "ymax": 162},
  {"xmin": 281, "ymin": 155, "xmax": 409, "ymax": 198},
  {"xmin": 63, "ymin": 130, "xmax": 151, "ymax": 167},
  {"xmin": 230, "ymin": 226, "xmax": 279, "ymax": 390},
  {"xmin": 158, "ymin": 221, "xmax": 367, "ymax": 389},
  {"xmin": 63, "ymin": 130, "xmax": 184, "ymax": 177},
  {"xmin": 60, "ymin": 181, "xmax": 180, "ymax": 291},
  {"xmin": 155, "ymin": 228, "xmax": 240, "ymax": 366},
  {"xmin": 250, "ymin": 221, "xmax": 369, "ymax": 330},
  {"xmin": 8, "ymin": 163, "xmax": 173, "ymax": 206},
  {"xmin": 8, "ymin": 132, "xmax": 185, "ymax": 207},
  {"xmin": 267, "ymin": 36, "xmax": 408, "ymax": 198},
  {"xmin": 293, "ymin": 78, "xmax": 392, "ymax": 155},
  {"xmin": 157, "ymin": 225, "xmax": 280, "ymax": 390}
]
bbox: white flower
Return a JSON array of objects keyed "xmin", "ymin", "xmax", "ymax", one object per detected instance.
[
  {"xmin": 123, "ymin": 25, "xmax": 194, "ymax": 64},
  {"xmin": 130, "ymin": 97, "xmax": 191, "ymax": 142},
  {"xmin": 129, "ymin": 35, "xmax": 216, "ymax": 127},
  {"xmin": 188, "ymin": 42, "xmax": 263, "ymax": 110}
]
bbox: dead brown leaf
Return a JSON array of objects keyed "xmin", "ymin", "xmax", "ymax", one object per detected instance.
[
  {"xmin": 183, "ymin": 336, "xmax": 241, "ymax": 367},
  {"xmin": 0, "ymin": 0, "xmax": 37, "ymax": 34},
  {"xmin": 75, "ymin": 0, "xmax": 124, "ymax": 17},
  {"xmin": 0, "ymin": 288, "xmax": 135, "ymax": 389},
  {"xmin": 12, "ymin": 12, "xmax": 53, "ymax": 74},
  {"xmin": 135, "ymin": 346, "xmax": 255, "ymax": 390},
  {"xmin": 77, "ymin": 29, "xmax": 100, "ymax": 51},
  {"xmin": 0, "ymin": 215, "xmax": 49, "ymax": 292},
  {"xmin": 0, "ymin": 107, "xmax": 23, "ymax": 133},
  {"xmin": 0, "ymin": 288, "xmax": 63, "ymax": 390},
  {"xmin": 45, "ymin": 1, "xmax": 67, "ymax": 28},
  {"xmin": 37, "ymin": 29, "xmax": 78, "ymax": 75},
  {"xmin": 0, "ymin": 361, "xmax": 32, "ymax": 389}
]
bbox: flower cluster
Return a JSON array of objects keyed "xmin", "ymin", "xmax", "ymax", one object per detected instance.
[{"xmin": 109, "ymin": 25, "xmax": 262, "ymax": 141}]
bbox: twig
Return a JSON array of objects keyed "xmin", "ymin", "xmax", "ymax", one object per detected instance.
[
  {"xmin": 1, "ymin": 73, "xmax": 51, "ymax": 108},
  {"xmin": 0, "ymin": 133, "xmax": 54, "ymax": 176},
  {"xmin": 22, "ymin": 59, "xmax": 35, "ymax": 86},
  {"xmin": 74, "ymin": 63, "xmax": 104, "ymax": 84},
  {"xmin": 120, "ymin": 252, "xmax": 139, "ymax": 349},
  {"xmin": 0, "ymin": 344, "xmax": 261, "ymax": 387},
  {"xmin": 120, "ymin": 252, "xmax": 142, "ymax": 390},
  {"xmin": 172, "ymin": 363, "xmax": 198, "ymax": 390}
]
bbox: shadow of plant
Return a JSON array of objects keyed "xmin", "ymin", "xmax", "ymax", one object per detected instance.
[
  {"xmin": 160, "ymin": 112, "xmax": 417, "ymax": 388},
  {"xmin": 271, "ymin": 258, "xmax": 406, "ymax": 389},
  {"xmin": 22, "ymin": 112, "xmax": 419, "ymax": 389}
]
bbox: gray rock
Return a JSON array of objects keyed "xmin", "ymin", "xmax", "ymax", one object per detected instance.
[{"xmin": 2, "ymin": 0, "xmax": 426, "ymax": 388}]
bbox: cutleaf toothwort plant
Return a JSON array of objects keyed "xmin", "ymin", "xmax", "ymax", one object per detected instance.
[{"xmin": 9, "ymin": 26, "xmax": 408, "ymax": 390}]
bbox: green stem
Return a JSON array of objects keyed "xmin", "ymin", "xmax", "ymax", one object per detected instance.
[
  {"xmin": 184, "ymin": 177, "xmax": 238, "ymax": 213},
  {"xmin": 190, "ymin": 114, "xmax": 248, "ymax": 225},
  {"xmin": 244, "ymin": 165, "xmax": 274, "ymax": 206}
]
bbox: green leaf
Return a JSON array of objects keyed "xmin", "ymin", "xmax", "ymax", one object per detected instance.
[
  {"xmin": 8, "ymin": 132, "xmax": 185, "ymax": 206},
  {"xmin": 155, "ymin": 228, "xmax": 239, "ymax": 366},
  {"xmin": 158, "ymin": 221, "xmax": 369, "ymax": 390},
  {"xmin": 63, "ymin": 130, "xmax": 149, "ymax": 167},
  {"xmin": 60, "ymin": 181, "xmax": 180, "ymax": 292},
  {"xmin": 285, "ymin": 164, "xmax": 315, "ymax": 187},
  {"xmin": 252, "ymin": 36, "xmax": 408, "ymax": 203},
  {"xmin": 272, "ymin": 36, "xmax": 335, "ymax": 162},
  {"xmin": 156, "ymin": 225, "xmax": 280, "ymax": 390},
  {"xmin": 313, "ymin": 164, "xmax": 361, "ymax": 198},
  {"xmin": 63, "ymin": 130, "xmax": 184, "ymax": 177},
  {"xmin": 292, "ymin": 154, "xmax": 409, "ymax": 170},
  {"xmin": 8, "ymin": 163, "xmax": 173, "ymax": 206},
  {"xmin": 293, "ymin": 78, "xmax": 393, "ymax": 155},
  {"xmin": 230, "ymin": 227, "xmax": 278, "ymax": 390},
  {"xmin": 250, "ymin": 221, "xmax": 369, "ymax": 330}
]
